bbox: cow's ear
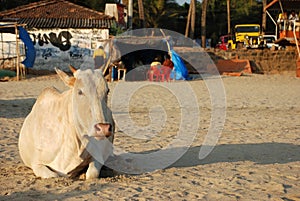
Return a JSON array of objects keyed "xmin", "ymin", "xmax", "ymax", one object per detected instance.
[{"xmin": 55, "ymin": 67, "xmax": 76, "ymax": 87}]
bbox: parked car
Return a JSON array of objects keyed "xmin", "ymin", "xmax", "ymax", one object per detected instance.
[
  {"xmin": 215, "ymin": 34, "xmax": 233, "ymax": 50},
  {"xmin": 228, "ymin": 24, "xmax": 265, "ymax": 49},
  {"xmin": 263, "ymin": 35, "xmax": 279, "ymax": 49}
]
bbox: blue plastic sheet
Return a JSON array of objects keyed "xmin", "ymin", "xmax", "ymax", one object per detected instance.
[
  {"xmin": 170, "ymin": 49, "xmax": 188, "ymax": 80},
  {"xmin": 18, "ymin": 26, "xmax": 36, "ymax": 68}
]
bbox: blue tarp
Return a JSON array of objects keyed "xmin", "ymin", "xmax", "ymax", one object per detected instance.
[
  {"xmin": 18, "ymin": 26, "xmax": 36, "ymax": 68},
  {"xmin": 170, "ymin": 49, "xmax": 188, "ymax": 80}
]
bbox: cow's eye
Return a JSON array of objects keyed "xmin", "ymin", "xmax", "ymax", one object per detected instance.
[{"xmin": 78, "ymin": 89, "xmax": 83, "ymax": 95}]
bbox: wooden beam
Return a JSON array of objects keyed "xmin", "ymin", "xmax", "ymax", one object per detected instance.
[{"xmin": 264, "ymin": 0, "xmax": 278, "ymax": 11}]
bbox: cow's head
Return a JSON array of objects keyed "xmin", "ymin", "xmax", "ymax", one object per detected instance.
[{"xmin": 55, "ymin": 66, "xmax": 113, "ymax": 141}]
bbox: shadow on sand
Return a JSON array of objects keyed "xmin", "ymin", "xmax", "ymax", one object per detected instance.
[
  {"xmin": 0, "ymin": 98, "xmax": 35, "ymax": 118},
  {"xmin": 171, "ymin": 142, "xmax": 300, "ymax": 167},
  {"xmin": 1, "ymin": 142, "xmax": 299, "ymax": 200}
]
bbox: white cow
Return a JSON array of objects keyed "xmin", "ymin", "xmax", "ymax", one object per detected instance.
[{"xmin": 19, "ymin": 66, "xmax": 114, "ymax": 179}]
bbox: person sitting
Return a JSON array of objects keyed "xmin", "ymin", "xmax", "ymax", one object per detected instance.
[
  {"xmin": 288, "ymin": 10, "xmax": 299, "ymax": 30},
  {"xmin": 150, "ymin": 57, "xmax": 161, "ymax": 68},
  {"xmin": 162, "ymin": 54, "xmax": 174, "ymax": 69},
  {"xmin": 148, "ymin": 57, "xmax": 161, "ymax": 81},
  {"xmin": 277, "ymin": 12, "xmax": 288, "ymax": 31},
  {"xmin": 160, "ymin": 54, "xmax": 174, "ymax": 82}
]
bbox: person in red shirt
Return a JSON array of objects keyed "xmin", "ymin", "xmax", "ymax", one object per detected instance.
[
  {"xmin": 161, "ymin": 54, "xmax": 174, "ymax": 81},
  {"xmin": 162, "ymin": 54, "xmax": 174, "ymax": 69}
]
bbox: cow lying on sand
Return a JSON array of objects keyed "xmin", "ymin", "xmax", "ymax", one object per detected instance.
[{"xmin": 19, "ymin": 66, "xmax": 114, "ymax": 179}]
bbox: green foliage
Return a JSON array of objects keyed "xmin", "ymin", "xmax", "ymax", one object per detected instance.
[
  {"xmin": 131, "ymin": 0, "xmax": 187, "ymax": 34},
  {"xmin": 109, "ymin": 22, "xmax": 125, "ymax": 36}
]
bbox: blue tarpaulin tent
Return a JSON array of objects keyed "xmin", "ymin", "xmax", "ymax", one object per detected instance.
[
  {"xmin": 170, "ymin": 49, "xmax": 188, "ymax": 80},
  {"xmin": 18, "ymin": 26, "xmax": 36, "ymax": 68}
]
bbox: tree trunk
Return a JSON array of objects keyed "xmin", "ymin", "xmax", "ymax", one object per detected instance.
[
  {"xmin": 262, "ymin": 0, "xmax": 267, "ymax": 34},
  {"xmin": 201, "ymin": 0, "xmax": 208, "ymax": 48},
  {"xmin": 185, "ymin": 1, "xmax": 192, "ymax": 37},
  {"xmin": 227, "ymin": 0, "xmax": 230, "ymax": 34},
  {"xmin": 128, "ymin": 0, "xmax": 133, "ymax": 29},
  {"xmin": 185, "ymin": 0, "xmax": 196, "ymax": 38},
  {"xmin": 190, "ymin": 0, "xmax": 196, "ymax": 39},
  {"xmin": 138, "ymin": 0, "xmax": 145, "ymax": 28}
]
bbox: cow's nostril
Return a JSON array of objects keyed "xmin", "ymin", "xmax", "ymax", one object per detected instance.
[{"xmin": 94, "ymin": 123, "xmax": 112, "ymax": 137}]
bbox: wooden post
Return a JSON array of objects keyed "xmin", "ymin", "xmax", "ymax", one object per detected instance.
[
  {"xmin": 227, "ymin": 0, "xmax": 231, "ymax": 34},
  {"xmin": 201, "ymin": 0, "xmax": 208, "ymax": 48},
  {"xmin": 185, "ymin": 2, "xmax": 192, "ymax": 37},
  {"xmin": 15, "ymin": 24, "xmax": 20, "ymax": 81},
  {"xmin": 190, "ymin": 0, "xmax": 196, "ymax": 39},
  {"xmin": 128, "ymin": 0, "xmax": 133, "ymax": 30},
  {"xmin": 262, "ymin": 0, "xmax": 267, "ymax": 34}
]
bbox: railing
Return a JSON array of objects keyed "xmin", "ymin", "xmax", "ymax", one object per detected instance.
[{"xmin": 293, "ymin": 21, "xmax": 300, "ymax": 59}]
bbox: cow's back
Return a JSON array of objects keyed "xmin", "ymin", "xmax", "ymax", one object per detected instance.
[{"xmin": 19, "ymin": 87, "xmax": 73, "ymax": 168}]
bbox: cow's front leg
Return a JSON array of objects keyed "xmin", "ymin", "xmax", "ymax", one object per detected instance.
[
  {"xmin": 86, "ymin": 160, "xmax": 102, "ymax": 179},
  {"xmin": 32, "ymin": 164, "xmax": 60, "ymax": 178}
]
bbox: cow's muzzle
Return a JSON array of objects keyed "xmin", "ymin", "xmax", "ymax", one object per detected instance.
[{"xmin": 94, "ymin": 123, "xmax": 112, "ymax": 139}]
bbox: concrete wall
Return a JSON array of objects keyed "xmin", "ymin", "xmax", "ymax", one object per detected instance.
[{"xmin": 209, "ymin": 48, "xmax": 299, "ymax": 74}]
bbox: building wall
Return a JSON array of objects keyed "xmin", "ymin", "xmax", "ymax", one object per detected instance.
[{"xmin": 27, "ymin": 28, "xmax": 109, "ymax": 72}]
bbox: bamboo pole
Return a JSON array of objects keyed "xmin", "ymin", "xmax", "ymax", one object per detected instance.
[
  {"xmin": 227, "ymin": 0, "xmax": 231, "ymax": 34},
  {"xmin": 185, "ymin": 1, "xmax": 192, "ymax": 37},
  {"xmin": 190, "ymin": 0, "xmax": 196, "ymax": 39},
  {"xmin": 15, "ymin": 24, "xmax": 20, "ymax": 81}
]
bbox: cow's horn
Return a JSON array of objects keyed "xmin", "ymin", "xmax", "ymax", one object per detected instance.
[{"xmin": 69, "ymin": 65, "xmax": 77, "ymax": 73}]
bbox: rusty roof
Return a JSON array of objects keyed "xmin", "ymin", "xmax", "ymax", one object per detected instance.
[{"xmin": 0, "ymin": 0, "xmax": 115, "ymax": 28}]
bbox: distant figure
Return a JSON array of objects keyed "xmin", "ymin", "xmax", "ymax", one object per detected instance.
[
  {"xmin": 288, "ymin": 10, "xmax": 299, "ymax": 30},
  {"xmin": 93, "ymin": 46, "xmax": 106, "ymax": 70},
  {"xmin": 149, "ymin": 57, "xmax": 161, "ymax": 81},
  {"xmin": 162, "ymin": 54, "xmax": 174, "ymax": 69},
  {"xmin": 161, "ymin": 54, "xmax": 174, "ymax": 82},
  {"xmin": 150, "ymin": 56, "xmax": 161, "ymax": 67},
  {"xmin": 277, "ymin": 12, "xmax": 288, "ymax": 31}
]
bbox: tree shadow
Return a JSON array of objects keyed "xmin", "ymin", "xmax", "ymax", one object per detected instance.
[{"xmin": 0, "ymin": 98, "xmax": 35, "ymax": 118}]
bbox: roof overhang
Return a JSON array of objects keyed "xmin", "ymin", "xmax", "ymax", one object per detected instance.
[{"xmin": 265, "ymin": 0, "xmax": 300, "ymax": 11}]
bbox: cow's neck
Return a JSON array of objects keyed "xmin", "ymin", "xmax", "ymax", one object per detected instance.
[{"xmin": 63, "ymin": 90, "xmax": 86, "ymax": 157}]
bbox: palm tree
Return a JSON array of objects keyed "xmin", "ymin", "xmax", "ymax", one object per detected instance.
[
  {"xmin": 227, "ymin": 0, "xmax": 230, "ymax": 33},
  {"xmin": 201, "ymin": 0, "xmax": 208, "ymax": 48},
  {"xmin": 262, "ymin": 0, "xmax": 267, "ymax": 34},
  {"xmin": 185, "ymin": 0, "xmax": 196, "ymax": 38},
  {"xmin": 190, "ymin": 0, "xmax": 196, "ymax": 38},
  {"xmin": 138, "ymin": 0, "xmax": 145, "ymax": 28},
  {"xmin": 144, "ymin": 0, "xmax": 167, "ymax": 27}
]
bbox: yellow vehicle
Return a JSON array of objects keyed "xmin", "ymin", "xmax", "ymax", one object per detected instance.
[{"xmin": 228, "ymin": 24, "xmax": 265, "ymax": 50}]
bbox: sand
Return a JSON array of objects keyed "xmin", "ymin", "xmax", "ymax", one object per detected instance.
[{"xmin": 0, "ymin": 72, "xmax": 300, "ymax": 201}]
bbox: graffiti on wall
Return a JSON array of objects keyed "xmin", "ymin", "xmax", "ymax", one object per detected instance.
[
  {"xmin": 31, "ymin": 31, "xmax": 72, "ymax": 51},
  {"xmin": 29, "ymin": 29, "xmax": 109, "ymax": 71}
]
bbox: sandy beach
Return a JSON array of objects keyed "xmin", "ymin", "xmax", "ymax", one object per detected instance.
[{"xmin": 0, "ymin": 72, "xmax": 300, "ymax": 200}]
